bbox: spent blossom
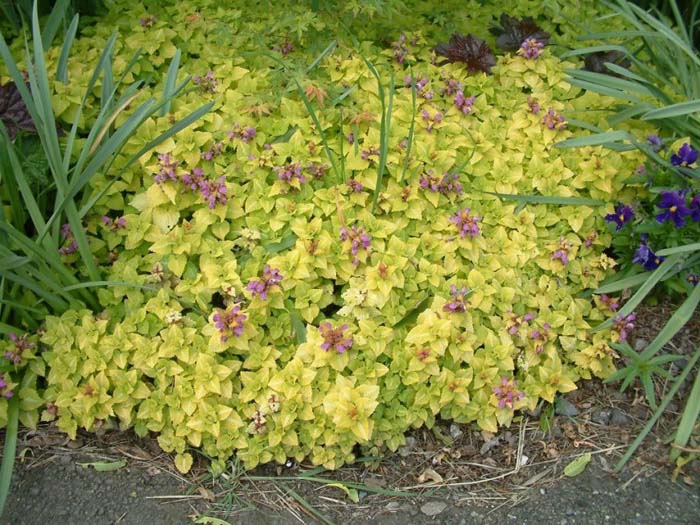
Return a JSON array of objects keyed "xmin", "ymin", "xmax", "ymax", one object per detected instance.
[
  {"xmin": 443, "ymin": 285, "xmax": 470, "ymax": 313},
  {"xmin": 518, "ymin": 37, "xmax": 545, "ymax": 59},
  {"xmin": 492, "ymin": 377, "xmax": 524, "ymax": 409},
  {"xmin": 346, "ymin": 179, "xmax": 363, "ymax": 193},
  {"xmin": 393, "ymin": 33, "xmax": 410, "ymax": 64},
  {"xmin": 246, "ymin": 265, "xmax": 283, "ymax": 300},
  {"xmin": 319, "ymin": 322, "xmax": 353, "ymax": 353},
  {"xmin": 213, "ymin": 304, "xmax": 247, "ymax": 341},
  {"xmin": 227, "ymin": 123, "xmax": 257, "ymax": 143},
  {"xmin": 527, "ymin": 96, "xmax": 540, "ymax": 114},
  {"xmin": 361, "ymin": 146, "xmax": 380, "ymax": 161},
  {"xmin": 421, "ymin": 109, "xmax": 443, "ymax": 132},
  {"xmin": 193, "ymin": 70, "xmax": 217, "ymax": 93},
  {"xmin": 598, "ymin": 294, "xmax": 620, "ymax": 312},
  {"xmin": 201, "ymin": 141, "xmax": 224, "ymax": 161},
  {"xmin": 450, "ymin": 208, "xmax": 481, "ymax": 238},
  {"xmin": 670, "ymin": 143, "xmax": 698, "ymax": 167},
  {"xmin": 441, "ymin": 76, "xmax": 462, "ymax": 97},
  {"xmin": 505, "ymin": 311, "xmax": 536, "ymax": 335},
  {"xmin": 605, "ymin": 204, "xmax": 634, "ymax": 231}
]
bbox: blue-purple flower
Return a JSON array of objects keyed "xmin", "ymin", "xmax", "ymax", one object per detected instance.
[
  {"xmin": 689, "ymin": 194, "xmax": 700, "ymax": 222},
  {"xmin": 340, "ymin": 224, "xmax": 371, "ymax": 265},
  {"xmin": 517, "ymin": 37, "xmax": 544, "ymax": 59},
  {"xmin": 655, "ymin": 191, "xmax": 690, "ymax": 227},
  {"xmin": 670, "ymin": 143, "xmax": 698, "ymax": 167},
  {"xmin": 613, "ymin": 313, "xmax": 636, "ymax": 342},
  {"xmin": 605, "ymin": 204, "xmax": 634, "ymax": 231},
  {"xmin": 632, "ymin": 240, "xmax": 664, "ymax": 271}
]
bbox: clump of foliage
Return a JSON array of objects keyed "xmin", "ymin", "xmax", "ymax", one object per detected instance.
[
  {"xmin": 0, "ymin": 0, "xmax": 653, "ymax": 475},
  {"xmin": 489, "ymin": 14, "xmax": 550, "ymax": 51},
  {"xmin": 433, "ymin": 33, "xmax": 496, "ymax": 73}
]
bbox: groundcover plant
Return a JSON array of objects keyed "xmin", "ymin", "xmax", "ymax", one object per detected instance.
[{"xmin": 0, "ymin": 0, "xmax": 658, "ymax": 474}]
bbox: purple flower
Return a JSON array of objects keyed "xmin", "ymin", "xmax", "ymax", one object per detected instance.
[
  {"xmin": 246, "ymin": 265, "xmax": 283, "ymax": 300},
  {"xmin": 551, "ymin": 238, "xmax": 572, "ymax": 265},
  {"xmin": 274, "ymin": 162, "xmax": 306, "ymax": 185},
  {"xmin": 527, "ymin": 96, "xmax": 540, "ymax": 114},
  {"xmin": 670, "ymin": 143, "xmax": 698, "ymax": 167},
  {"xmin": 690, "ymin": 195, "xmax": 700, "ymax": 222},
  {"xmin": 605, "ymin": 204, "xmax": 634, "ymax": 231},
  {"xmin": 347, "ymin": 132, "xmax": 355, "ymax": 145},
  {"xmin": 441, "ymin": 78, "xmax": 462, "ymax": 96},
  {"xmin": 101, "ymin": 216, "xmax": 127, "ymax": 231},
  {"xmin": 193, "ymin": 70, "xmax": 217, "ymax": 93},
  {"xmin": 347, "ymin": 179, "xmax": 363, "ymax": 193},
  {"xmin": 655, "ymin": 191, "xmax": 690, "ymax": 227},
  {"xmin": 198, "ymin": 176, "xmax": 228, "ymax": 209},
  {"xmin": 4, "ymin": 332, "xmax": 33, "ymax": 365},
  {"xmin": 518, "ymin": 37, "xmax": 544, "ymax": 59},
  {"xmin": 443, "ymin": 285, "xmax": 470, "ymax": 313},
  {"xmin": 201, "ymin": 141, "xmax": 224, "ymax": 161},
  {"xmin": 306, "ymin": 163, "xmax": 328, "ymax": 179},
  {"xmin": 542, "ymin": 108, "xmax": 566, "ymax": 130},
  {"xmin": 688, "ymin": 274, "xmax": 699, "ymax": 286},
  {"xmin": 450, "ymin": 208, "xmax": 481, "ymax": 238},
  {"xmin": 492, "ymin": 377, "xmax": 524, "ymax": 410},
  {"xmin": 647, "ymin": 135, "xmax": 662, "ymax": 152},
  {"xmin": 530, "ymin": 322, "xmax": 551, "ymax": 354},
  {"xmin": 613, "ymin": 313, "xmax": 636, "ymax": 342},
  {"xmin": 419, "ymin": 170, "xmax": 462, "ymax": 196},
  {"xmin": 340, "ymin": 224, "xmax": 371, "ymax": 265},
  {"xmin": 318, "ymin": 322, "xmax": 353, "ymax": 353},
  {"xmin": 454, "ymin": 90, "xmax": 475, "ymax": 114},
  {"xmin": 213, "ymin": 304, "xmax": 247, "ymax": 342},
  {"xmin": 58, "ymin": 224, "xmax": 78, "ymax": 255},
  {"xmin": 598, "ymin": 294, "xmax": 620, "ymax": 312},
  {"xmin": 632, "ymin": 241, "xmax": 664, "ymax": 271},
  {"xmin": 181, "ymin": 167, "xmax": 206, "ymax": 191},
  {"xmin": 154, "ymin": 153, "xmax": 179, "ymax": 184}
]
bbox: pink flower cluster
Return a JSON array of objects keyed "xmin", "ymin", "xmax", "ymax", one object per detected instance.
[
  {"xmin": 0, "ymin": 373, "xmax": 13, "ymax": 399},
  {"xmin": 443, "ymin": 285, "xmax": 470, "ymax": 313},
  {"xmin": 246, "ymin": 265, "xmax": 283, "ymax": 300},
  {"xmin": 101, "ymin": 216, "xmax": 126, "ymax": 231},
  {"xmin": 154, "ymin": 153, "xmax": 179, "ymax": 184},
  {"xmin": 319, "ymin": 322, "xmax": 353, "ymax": 353},
  {"xmin": 198, "ymin": 176, "xmax": 228, "ymax": 209},
  {"xmin": 505, "ymin": 311, "xmax": 536, "ymax": 335},
  {"xmin": 59, "ymin": 223, "xmax": 78, "ymax": 255},
  {"xmin": 450, "ymin": 208, "xmax": 481, "ymax": 238},
  {"xmin": 346, "ymin": 179, "xmax": 363, "ymax": 193},
  {"xmin": 441, "ymin": 76, "xmax": 462, "ymax": 97},
  {"xmin": 340, "ymin": 224, "xmax": 371, "ymax": 265},
  {"xmin": 274, "ymin": 162, "xmax": 306, "ymax": 184},
  {"xmin": 193, "ymin": 70, "xmax": 217, "ymax": 93},
  {"xmin": 404, "ymin": 75, "xmax": 433, "ymax": 99},
  {"xmin": 421, "ymin": 109, "xmax": 443, "ymax": 132},
  {"xmin": 542, "ymin": 108, "xmax": 566, "ymax": 130},
  {"xmin": 393, "ymin": 33, "xmax": 415, "ymax": 64},
  {"xmin": 518, "ymin": 38, "xmax": 545, "ymax": 59},
  {"xmin": 613, "ymin": 313, "xmax": 636, "ymax": 342},
  {"xmin": 493, "ymin": 377, "xmax": 525, "ymax": 409},
  {"xmin": 4, "ymin": 333, "xmax": 34, "ymax": 365},
  {"xmin": 213, "ymin": 304, "xmax": 247, "ymax": 342},
  {"xmin": 227, "ymin": 123, "xmax": 256, "ymax": 143},
  {"xmin": 419, "ymin": 170, "xmax": 463, "ymax": 196},
  {"xmin": 454, "ymin": 91, "xmax": 476, "ymax": 114},
  {"xmin": 530, "ymin": 322, "xmax": 551, "ymax": 354}
]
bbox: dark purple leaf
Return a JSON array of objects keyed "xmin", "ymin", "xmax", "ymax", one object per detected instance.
[
  {"xmin": 0, "ymin": 81, "xmax": 36, "ymax": 140},
  {"xmin": 489, "ymin": 14, "xmax": 550, "ymax": 52},
  {"xmin": 434, "ymin": 33, "xmax": 496, "ymax": 74},
  {"xmin": 583, "ymin": 51, "xmax": 631, "ymax": 77}
]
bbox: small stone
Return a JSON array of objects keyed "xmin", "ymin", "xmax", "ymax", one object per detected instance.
[
  {"xmin": 386, "ymin": 502, "xmax": 401, "ymax": 511},
  {"xmin": 450, "ymin": 423, "xmax": 463, "ymax": 440},
  {"xmin": 633, "ymin": 339, "xmax": 648, "ymax": 351},
  {"xmin": 555, "ymin": 398, "xmax": 579, "ymax": 417},
  {"xmin": 610, "ymin": 408, "xmax": 631, "ymax": 426},
  {"xmin": 592, "ymin": 408, "xmax": 612, "ymax": 425},
  {"xmin": 420, "ymin": 501, "xmax": 447, "ymax": 516}
]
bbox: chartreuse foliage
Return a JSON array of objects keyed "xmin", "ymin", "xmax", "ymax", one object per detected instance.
[{"xmin": 1, "ymin": 0, "xmax": 657, "ymax": 474}]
